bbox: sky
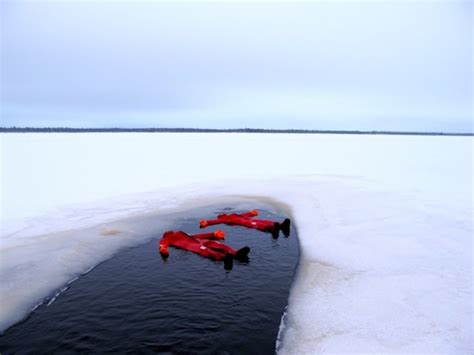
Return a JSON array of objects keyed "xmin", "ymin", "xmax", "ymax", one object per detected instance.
[{"xmin": 1, "ymin": 0, "xmax": 472, "ymax": 132}]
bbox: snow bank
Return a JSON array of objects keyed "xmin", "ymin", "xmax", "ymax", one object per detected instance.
[{"xmin": 1, "ymin": 133, "xmax": 472, "ymax": 353}]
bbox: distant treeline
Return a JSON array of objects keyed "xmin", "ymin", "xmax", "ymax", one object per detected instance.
[{"xmin": 1, "ymin": 127, "xmax": 472, "ymax": 136}]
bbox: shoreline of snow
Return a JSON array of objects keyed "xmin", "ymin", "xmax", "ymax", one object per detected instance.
[{"xmin": 1, "ymin": 133, "xmax": 472, "ymax": 353}]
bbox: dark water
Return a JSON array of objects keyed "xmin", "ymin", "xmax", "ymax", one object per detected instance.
[{"xmin": 0, "ymin": 208, "xmax": 298, "ymax": 354}]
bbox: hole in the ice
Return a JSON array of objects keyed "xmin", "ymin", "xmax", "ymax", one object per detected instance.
[{"xmin": 0, "ymin": 205, "xmax": 299, "ymax": 354}]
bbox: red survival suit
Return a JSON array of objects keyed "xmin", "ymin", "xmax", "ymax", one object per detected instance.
[
  {"xmin": 158, "ymin": 230, "xmax": 250, "ymax": 270},
  {"xmin": 199, "ymin": 210, "xmax": 291, "ymax": 238}
]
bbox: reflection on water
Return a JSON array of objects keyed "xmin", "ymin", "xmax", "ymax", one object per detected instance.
[{"xmin": 0, "ymin": 208, "xmax": 299, "ymax": 354}]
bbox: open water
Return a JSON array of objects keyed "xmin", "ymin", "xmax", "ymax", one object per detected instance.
[{"xmin": 0, "ymin": 208, "xmax": 299, "ymax": 354}]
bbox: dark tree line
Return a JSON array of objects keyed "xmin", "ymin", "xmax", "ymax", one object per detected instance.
[{"xmin": 0, "ymin": 127, "xmax": 471, "ymax": 136}]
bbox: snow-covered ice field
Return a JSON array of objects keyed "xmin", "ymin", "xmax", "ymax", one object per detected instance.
[{"xmin": 1, "ymin": 133, "xmax": 472, "ymax": 353}]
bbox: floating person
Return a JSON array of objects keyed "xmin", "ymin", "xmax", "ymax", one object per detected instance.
[
  {"xmin": 158, "ymin": 230, "xmax": 250, "ymax": 270},
  {"xmin": 199, "ymin": 210, "xmax": 291, "ymax": 238}
]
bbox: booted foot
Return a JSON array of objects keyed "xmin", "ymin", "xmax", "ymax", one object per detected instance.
[
  {"xmin": 224, "ymin": 253, "xmax": 234, "ymax": 270},
  {"xmin": 280, "ymin": 218, "xmax": 291, "ymax": 237},
  {"xmin": 234, "ymin": 246, "xmax": 250, "ymax": 262},
  {"xmin": 271, "ymin": 223, "xmax": 280, "ymax": 238}
]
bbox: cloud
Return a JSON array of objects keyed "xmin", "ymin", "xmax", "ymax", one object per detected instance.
[{"xmin": 1, "ymin": 0, "xmax": 472, "ymax": 131}]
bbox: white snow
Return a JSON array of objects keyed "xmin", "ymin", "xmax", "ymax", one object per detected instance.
[{"xmin": 1, "ymin": 133, "xmax": 472, "ymax": 353}]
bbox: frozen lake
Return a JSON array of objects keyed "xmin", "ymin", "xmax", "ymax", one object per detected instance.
[{"xmin": 0, "ymin": 133, "xmax": 472, "ymax": 353}]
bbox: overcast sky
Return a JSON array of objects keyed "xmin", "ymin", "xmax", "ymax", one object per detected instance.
[{"xmin": 1, "ymin": 0, "xmax": 472, "ymax": 131}]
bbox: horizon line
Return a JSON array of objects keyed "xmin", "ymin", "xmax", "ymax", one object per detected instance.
[{"xmin": 1, "ymin": 127, "xmax": 472, "ymax": 136}]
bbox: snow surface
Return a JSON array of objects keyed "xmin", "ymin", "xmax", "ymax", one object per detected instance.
[{"xmin": 1, "ymin": 133, "xmax": 472, "ymax": 353}]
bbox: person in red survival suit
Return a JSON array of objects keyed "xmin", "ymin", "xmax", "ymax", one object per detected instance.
[
  {"xmin": 158, "ymin": 230, "xmax": 250, "ymax": 270},
  {"xmin": 199, "ymin": 210, "xmax": 291, "ymax": 238}
]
